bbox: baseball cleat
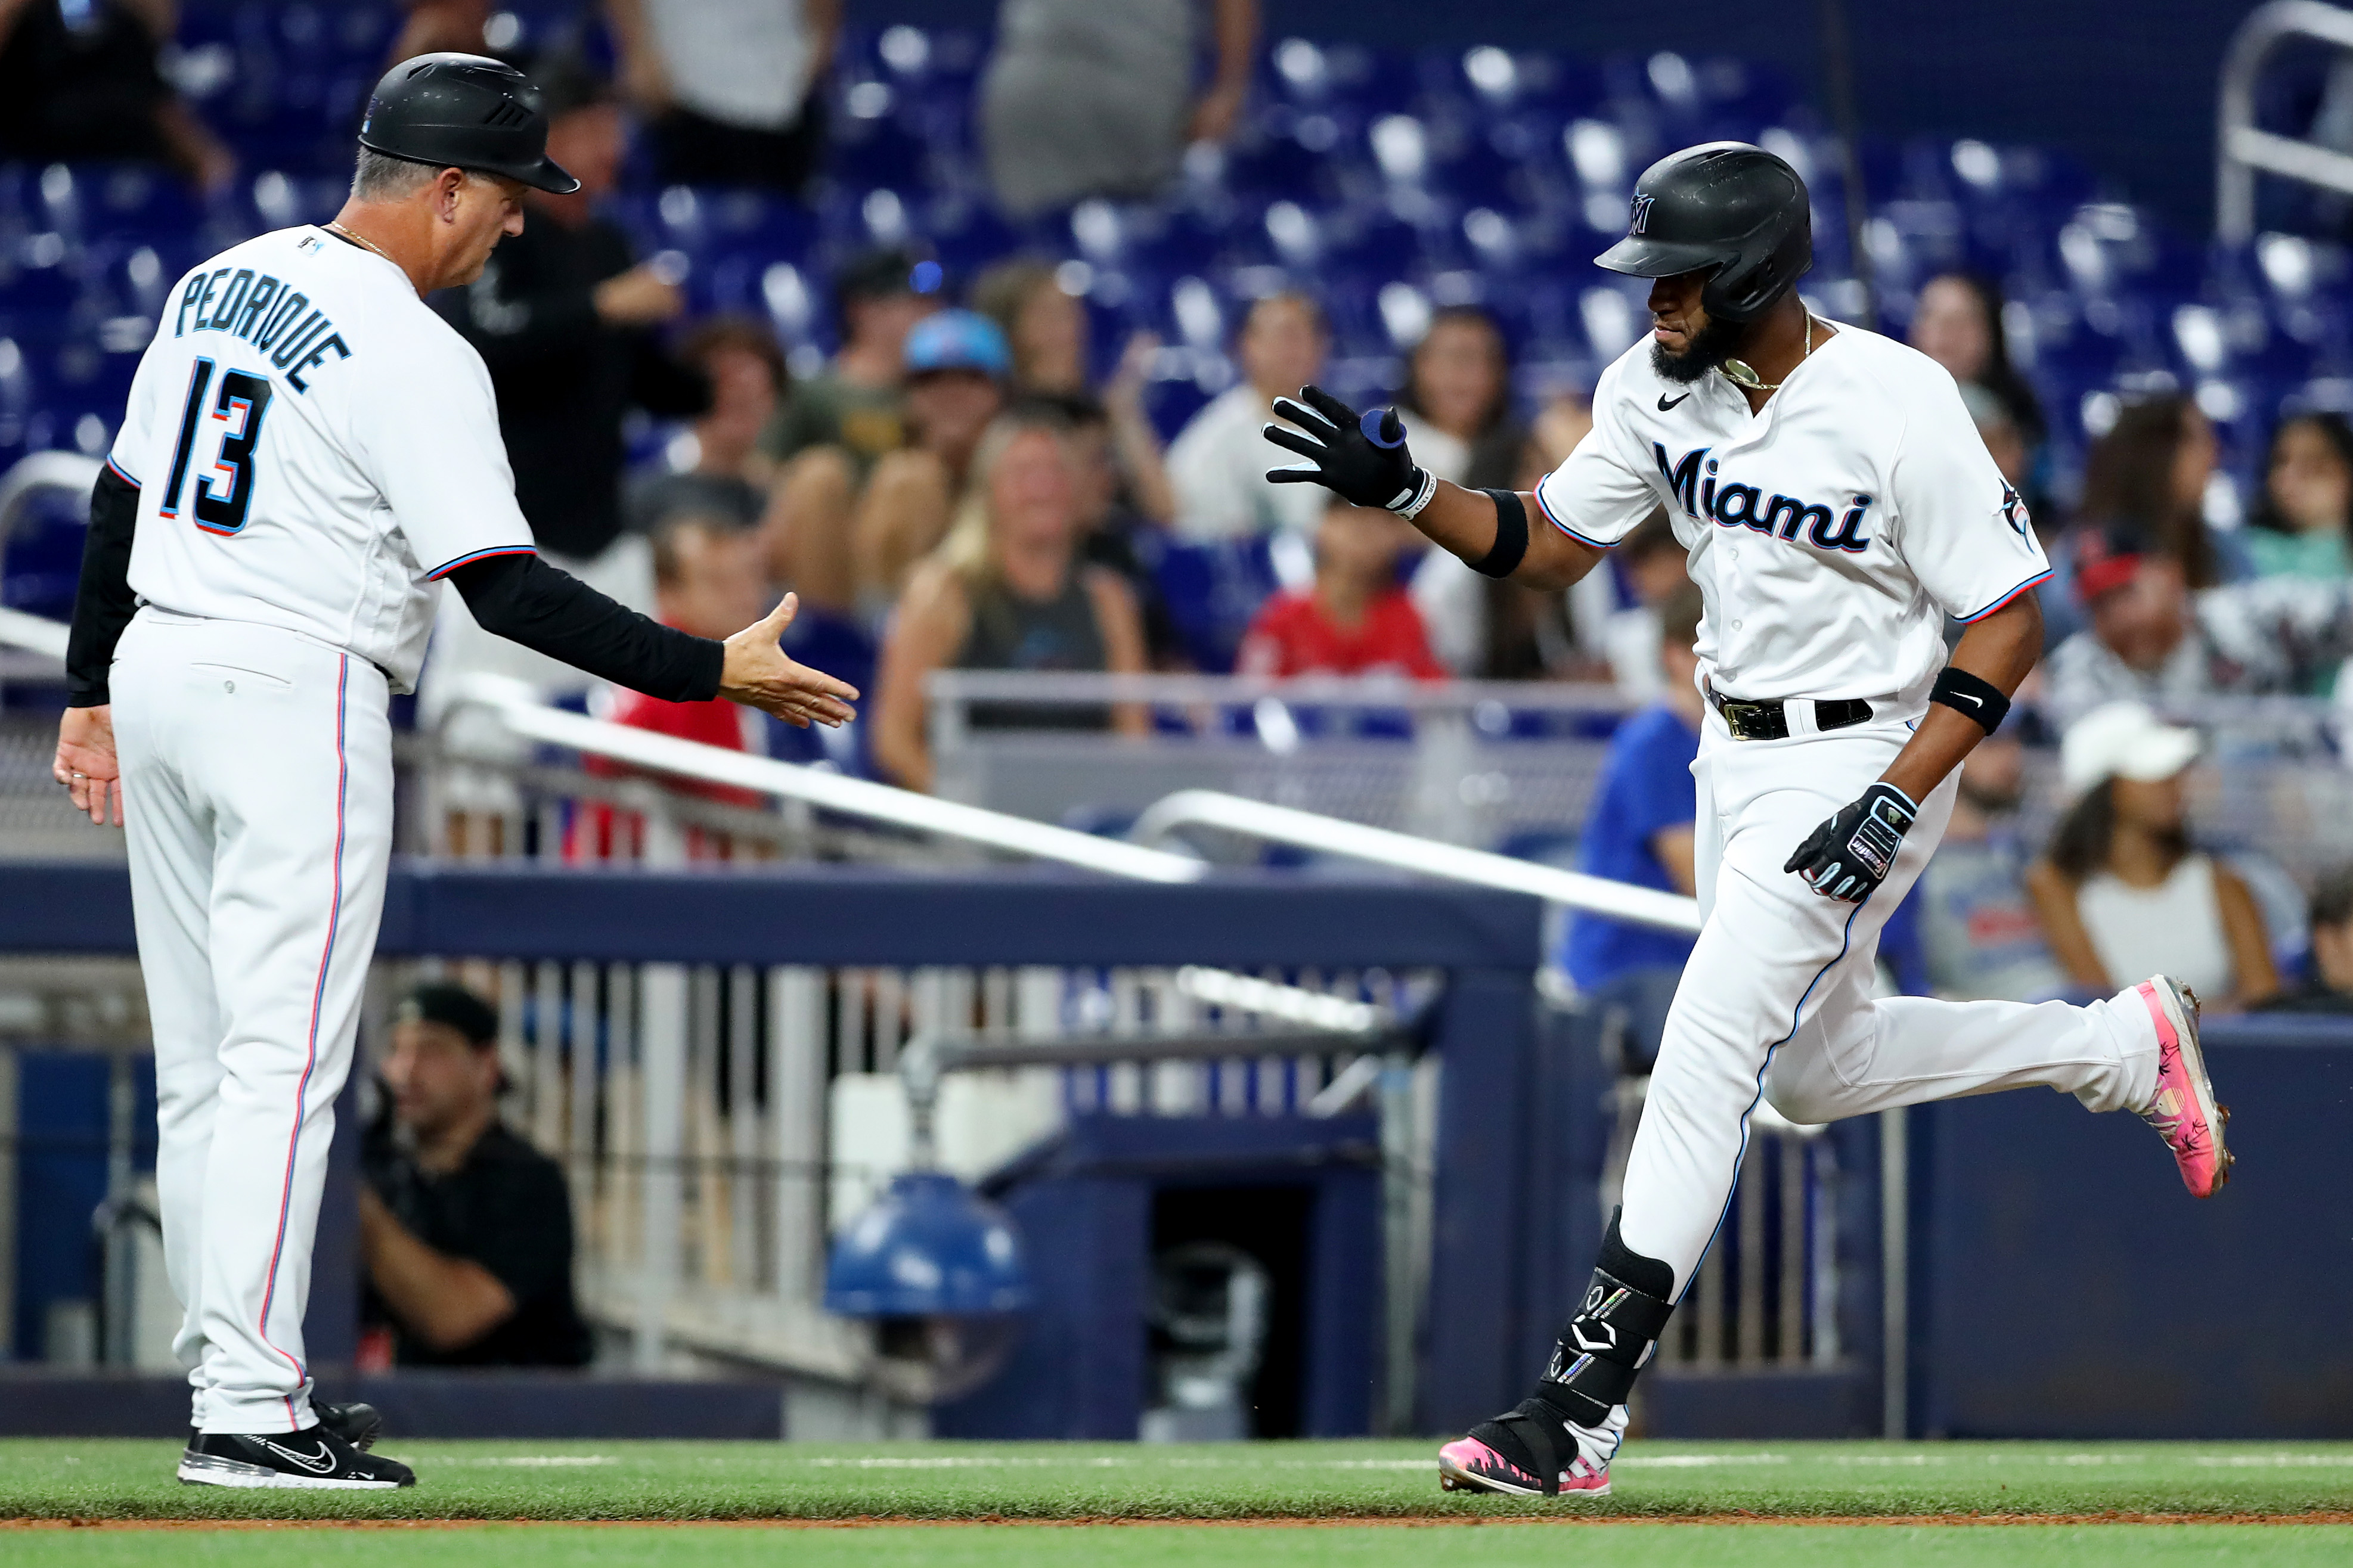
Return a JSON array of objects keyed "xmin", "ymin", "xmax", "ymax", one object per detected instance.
[
  {"xmin": 2134, "ymin": 977, "xmax": 2232, "ymax": 1198},
  {"xmin": 188, "ymin": 1400, "xmax": 382, "ymax": 1455},
  {"xmin": 1436, "ymin": 1401, "xmax": 1611, "ymax": 1498},
  {"xmin": 178, "ymin": 1425, "xmax": 414, "ymax": 1489}
]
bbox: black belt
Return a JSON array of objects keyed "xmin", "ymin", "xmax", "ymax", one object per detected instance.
[{"xmin": 1708, "ymin": 685, "xmax": 1873, "ymax": 741}]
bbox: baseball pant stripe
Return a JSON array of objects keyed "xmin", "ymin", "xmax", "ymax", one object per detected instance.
[{"xmin": 255, "ymin": 652, "xmax": 347, "ymax": 1424}]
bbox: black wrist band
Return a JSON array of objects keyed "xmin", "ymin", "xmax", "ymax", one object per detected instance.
[
  {"xmin": 1470, "ymin": 488, "xmax": 1529, "ymax": 578},
  {"xmin": 1930, "ymin": 665, "xmax": 2010, "ymax": 734}
]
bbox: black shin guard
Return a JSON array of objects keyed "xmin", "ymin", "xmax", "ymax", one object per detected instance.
[{"xmin": 1532, "ymin": 1209, "xmax": 1676, "ymax": 1427}]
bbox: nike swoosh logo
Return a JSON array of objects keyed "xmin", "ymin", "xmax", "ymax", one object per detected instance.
[
  {"xmin": 1658, "ymin": 393, "xmax": 1691, "ymax": 411},
  {"xmin": 1952, "ymin": 693, "xmax": 1980, "ymax": 706},
  {"xmin": 258, "ymin": 1439, "xmax": 338, "ymax": 1474}
]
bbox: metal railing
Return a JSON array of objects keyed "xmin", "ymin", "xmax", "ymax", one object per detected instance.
[
  {"xmin": 1133, "ymin": 788, "xmax": 1703, "ymax": 933},
  {"xmin": 443, "ymin": 674, "xmax": 1206, "ymax": 884},
  {"xmin": 2218, "ymin": 1, "xmax": 2353, "ymax": 242},
  {"xmin": 926, "ymin": 667, "xmax": 1635, "ymax": 850}
]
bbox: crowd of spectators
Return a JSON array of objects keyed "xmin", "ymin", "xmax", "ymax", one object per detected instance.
[{"xmin": 35, "ymin": 6, "xmax": 2353, "ymax": 1030}]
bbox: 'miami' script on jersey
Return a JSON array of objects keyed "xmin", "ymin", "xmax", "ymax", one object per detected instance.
[
  {"xmin": 108, "ymin": 226, "xmax": 535, "ymax": 692},
  {"xmin": 1536, "ymin": 324, "xmax": 2050, "ymax": 705}
]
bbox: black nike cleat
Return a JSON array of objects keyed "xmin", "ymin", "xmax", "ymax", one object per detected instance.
[
  {"xmin": 317, "ymin": 1400, "xmax": 384, "ymax": 1452},
  {"xmin": 187, "ymin": 1401, "xmax": 382, "ymax": 1455},
  {"xmin": 178, "ymin": 1425, "xmax": 414, "ymax": 1489}
]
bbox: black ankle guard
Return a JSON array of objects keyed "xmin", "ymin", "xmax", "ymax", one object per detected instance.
[{"xmin": 1534, "ymin": 1210, "xmax": 1676, "ymax": 1426}]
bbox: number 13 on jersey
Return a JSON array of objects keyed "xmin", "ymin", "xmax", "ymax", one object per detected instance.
[{"xmin": 159, "ymin": 357, "xmax": 275, "ymax": 537}]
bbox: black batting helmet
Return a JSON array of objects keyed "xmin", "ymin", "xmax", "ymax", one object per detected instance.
[
  {"xmin": 358, "ymin": 53, "xmax": 580, "ymax": 195},
  {"xmin": 1596, "ymin": 142, "xmax": 1810, "ymax": 322}
]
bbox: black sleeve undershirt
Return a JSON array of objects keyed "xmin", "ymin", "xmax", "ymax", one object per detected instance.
[
  {"xmin": 65, "ymin": 465, "xmax": 140, "ymax": 707},
  {"xmin": 448, "ymin": 552, "xmax": 724, "ymax": 704}
]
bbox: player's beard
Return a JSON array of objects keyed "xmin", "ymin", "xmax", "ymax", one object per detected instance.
[{"xmin": 1651, "ymin": 312, "xmax": 1749, "ymax": 384}]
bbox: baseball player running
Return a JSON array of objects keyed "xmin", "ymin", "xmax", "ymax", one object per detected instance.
[
  {"xmin": 1264, "ymin": 143, "xmax": 2229, "ymax": 1498},
  {"xmin": 53, "ymin": 55, "xmax": 857, "ymax": 1489}
]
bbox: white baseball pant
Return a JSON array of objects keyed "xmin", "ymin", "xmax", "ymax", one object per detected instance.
[
  {"xmin": 1617, "ymin": 706, "xmax": 2162, "ymax": 1294},
  {"xmin": 113, "ymin": 607, "xmax": 392, "ymax": 1433}
]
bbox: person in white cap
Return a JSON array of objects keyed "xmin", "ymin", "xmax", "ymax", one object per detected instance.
[{"xmin": 2027, "ymin": 703, "xmax": 2279, "ymax": 1011}]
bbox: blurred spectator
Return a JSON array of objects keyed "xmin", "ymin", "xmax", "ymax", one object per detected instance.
[
  {"xmin": 608, "ymin": 0, "xmax": 838, "ymax": 194},
  {"xmin": 1907, "ymin": 272, "xmax": 2045, "ymax": 444},
  {"xmin": 854, "ymin": 310, "xmax": 1012, "ymax": 613},
  {"xmin": 873, "ymin": 413, "xmax": 1149, "ymax": 791},
  {"xmin": 361, "ymin": 983, "xmax": 592, "ymax": 1367},
  {"xmin": 387, "ymin": 0, "xmax": 489, "ymax": 62},
  {"xmin": 1594, "ymin": 511, "xmax": 1691, "ymax": 703},
  {"xmin": 2041, "ymin": 524, "xmax": 2353, "ymax": 728},
  {"xmin": 981, "ymin": 0, "xmax": 1255, "ymax": 216},
  {"xmin": 761, "ymin": 247, "xmax": 936, "ymax": 472},
  {"xmin": 1914, "ymin": 734, "xmax": 2066, "ymax": 1001},
  {"xmin": 974, "ymin": 256, "xmax": 1088, "ymax": 396},
  {"xmin": 2245, "ymin": 412, "xmax": 2353, "ymax": 583},
  {"xmin": 627, "ymin": 316, "xmax": 788, "ymax": 536},
  {"xmin": 1170, "ymin": 292, "xmax": 1329, "ymax": 541},
  {"xmin": 1396, "ymin": 308, "xmax": 1530, "ymax": 675},
  {"xmin": 2026, "ymin": 703, "xmax": 2278, "ymax": 1010},
  {"xmin": 1558, "ymin": 584, "xmax": 1706, "ymax": 1067},
  {"xmin": 1957, "ymin": 381, "xmax": 2045, "ymax": 532},
  {"xmin": 974, "ymin": 259, "xmax": 1177, "ymax": 524},
  {"xmin": 2255, "ymin": 867, "xmax": 2353, "ymax": 1014},
  {"xmin": 755, "ymin": 247, "xmax": 940, "ymax": 612},
  {"xmin": 0, "ymin": 0, "xmax": 234, "ymax": 192},
  {"xmin": 2077, "ymin": 393, "xmax": 2236, "ymax": 588},
  {"xmin": 587, "ymin": 515, "xmax": 769, "ymax": 815},
  {"xmin": 1038, "ymin": 390, "xmax": 1183, "ymax": 663},
  {"xmin": 1236, "ymin": 500, "xmax": 1445, "ymax": 679}
]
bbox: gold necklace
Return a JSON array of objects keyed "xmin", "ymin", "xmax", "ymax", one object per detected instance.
[
  {"xmin": 1720, "ymin": 313, "xmax": 1816, "ymax": 393},
  {"xmin": 323, "ymin": 221, "xmax": 395, "ymax": 265}
]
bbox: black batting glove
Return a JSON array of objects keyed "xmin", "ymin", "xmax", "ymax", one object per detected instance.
[
  {"xmin": 1263, "ymin": 384, "xmax": 1437, "ymax": 516},
  {"xmin": 1783, "ymin": 782, "xmax": 1919, "ymax": 903}
]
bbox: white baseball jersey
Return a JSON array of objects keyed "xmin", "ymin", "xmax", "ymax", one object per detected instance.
[
  {"xmin": 107, "ymin": 225, "xmax": 536, "ymax": 693},
  {"xmin": 1535, "ymin": 324, "xmax": 2050, "ymax": 703}
]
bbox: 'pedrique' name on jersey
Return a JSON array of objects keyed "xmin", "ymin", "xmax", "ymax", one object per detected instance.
[
  {"xmin": 1655, "ymin": 442, "xmax": 1873, "ymax": 554},
  {"xmin": 172, "ymin": 266, "xmax": 351, "ymax": 393}
]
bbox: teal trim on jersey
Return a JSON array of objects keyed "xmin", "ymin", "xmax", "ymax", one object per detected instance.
[
  {"xmin": 426, "ymin": 544, "xmax": 538, "ymax": 580},
  {"xmin": 1955, "ymin": 567, "xmax": 2052, "ymax": 623},
  {"xmin": 1532, "ymin": 484, "xmax": 1619, "ymax": 550}
]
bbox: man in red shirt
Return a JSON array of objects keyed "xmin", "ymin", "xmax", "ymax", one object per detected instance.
[{"xmin": 1237, "ymin": 501, "xmax": 1447, "ymax": 679}]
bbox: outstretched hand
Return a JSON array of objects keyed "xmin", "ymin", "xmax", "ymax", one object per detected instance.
[
  {"xmin": 52, "ymin": 704, "xmax": 124, "ymax": 827},
  {"xmin": 1262, "ymin": 384, "xmax": 1428, "ymax": 511},
  {"xmin": 719, "ymin": 592, "xmax": 860, "ymax": 729}
]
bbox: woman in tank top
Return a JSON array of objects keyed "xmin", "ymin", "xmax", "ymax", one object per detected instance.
[
  {"xmin": 873, "ymin": 409, "xmax": 1148, "ymax": 791},
  {"xmin": 2026, "ymin": 701, "xmax": 2277, "ymax": 1009}
]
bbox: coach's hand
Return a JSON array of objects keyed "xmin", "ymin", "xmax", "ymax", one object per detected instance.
[
  {"xmin": 1784, "ymin": 782, "xmax": 1918, "ymax": 903},
  {"xmin": 1263, "ymin": 385, "xmax": 1431, "ymax": 512},
  {"xmin": 52, "ymin": 704, "xmax": 123, "ymax": 827},
  {"xmin": 719, "ymin": 593, "xmax": 860, "ymax": 729}
]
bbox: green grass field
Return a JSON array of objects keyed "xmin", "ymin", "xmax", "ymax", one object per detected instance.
[{"xmin": 4, "ymin": 1439, "xmax": 2349, "ymax": 1566}]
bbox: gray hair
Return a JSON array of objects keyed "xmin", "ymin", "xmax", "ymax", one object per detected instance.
[{"xmin": 350, "ymin": 147, "xmax": 445, "ymax": 204}]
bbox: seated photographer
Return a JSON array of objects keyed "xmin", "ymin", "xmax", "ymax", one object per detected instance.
[{"xmin": 360, "ymin": 985, "xmax": 592, "ymax": 1367}]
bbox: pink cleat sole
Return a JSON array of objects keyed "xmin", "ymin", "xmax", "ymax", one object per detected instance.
[
  {"xmin": 1437, "ymin": 1435, "xmax": 1611, "ymax": 1498},
  {"xmin": 2135, "ymin": 977, "xmax": 2233, "ymax": 1198}
]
